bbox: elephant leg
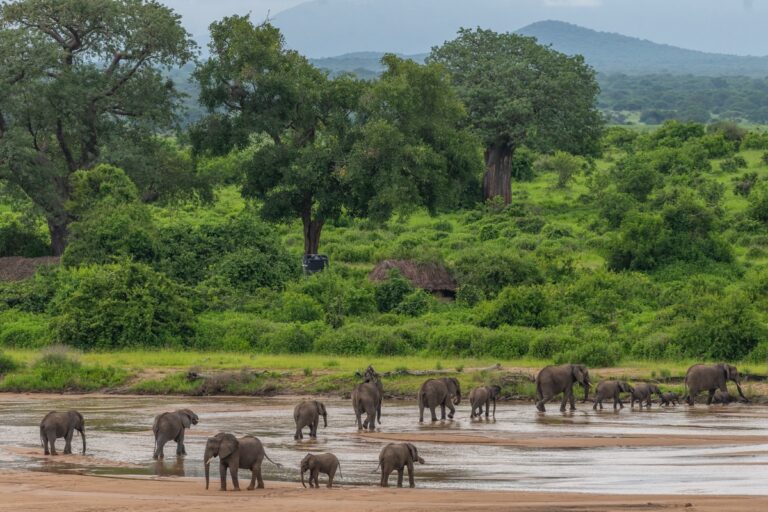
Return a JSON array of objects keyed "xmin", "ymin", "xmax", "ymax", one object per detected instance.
[
  {"xmin": 247, "ymin": 466, "xmax": 257, "ymax": 491},
  {"xmin": 64, "ymin": 430, "xmax": 73, "ymax": 454},
  {"xmin": 559, "ymin": 391, "xmax": 569, "ymax": 412},
  {"xmin": 366, "ymin": 406, "xmax": 376, "ymax": 431},
  {"xmin": 295, "ymin": 424, "xmax": 302, "ymax": 440},
  {"xmin": 485, "ymin": 399, "xmax": 490, "ymax": 418},
  {"xmin": 535, "ymin": 392, "xmax": 551, "ymax": 412},
  {"xmin": 314, "ymin": 469, "xmax": 321, "ymax": 488},
  {"xmin": 440, "ymin": 402, "xmax": 446, "ymax": 420},
  {"xmin": 707, "ymin": 389, "xmax": 716, "ymax": 405},
  {"xmin": 568, "ymin": 388, "xmax": 576, "ymax": 411},
  {"xmin": 407, "ymin": 461, "xmax": 415, "ymax": 488},
  {"xmin": 328, "ymin": 466, "xmax": 336, "ymax": 488},
  {"xmin": 219, "ymin": 462, "xmax": 228, "ymax": 491},
  {"xmin": 230, "ymin": 464, "xmax": 240, "ymax": 491},
  {"xmin": 592, "ymin": 399, "xmax": 598, "ymax": 410},
  {"xmin": 176, "ymin": 430, "xmax": 185, "ymax": 456},
  {"xmin": 396, "ymin": 468, "xmax": 404, "ymax": 488},
  {"xmin": 381, "ymin": 467, "xmax": 391, "ymax": 487},
  {"xmin": 419, "ymin": 399, "xmax": 425, "ymax": 422},
  {"xmin": 355, "ymin": 405, "xmax": 364, "ymax": 430},
  {"xmin": 447, "ymin": 401, "xmax": 455, "ymax": 420},
  {"xmin": 41, "ymin": 432, "xmax": 50, "ymax": 455},
  {"xmin": 311, "ymin": 418, "xmax": 319, "ymax": 438}
]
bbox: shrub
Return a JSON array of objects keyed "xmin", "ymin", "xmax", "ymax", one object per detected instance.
[
  {"xmin": 270, "ymin": 292, "xmax": 323, "ymax": 323},
  {"xmin": 314, "ymin": 324, "xmax": 408, "ymax": 356},
  {"xmin": 0, "ymin": 310, "xmax": 51, "ymax": 348},
  {"xmin": 395, "ymin": 290, "xmax": 433, "ymax": 316},
  {"xmin": 51, "ymin": 261, "xmax": 194, "ymax": 350},
  {"xmin": 720, "ymin": 155, "xmax": 748, "ymax": 173},
  {"xmin": 426, "ymin": 324, "xmax": 485, "ymax": 356},
  {"xmin": 529, "ymin": 330, "xmax": 578, "ymax": 359},
  {"xmin": 534, "ymin": 151, "xmax": 587, "ymax": 189},
  {"xmin": 0, "ymin": 214, "xmax": 50, "ymax": 257},
  {"xmin": 477, "ymin": 285, "xmax": 553, "ymax": 328},
  {"xmin": 748, "ymin": 182, "xmax": 768, "ymax": 223},
  {"xmin": 262, "ymin": 323, "xmax": 320, "ymax": 354},
  {"xmin": 453, "ymin": 249, "xmax": 543, "ymax": 297},
  {"xmin": 0, "ymin": 266, "xmax": 61, "ymax": 313},
  {"xmin": 456, "ymin": 284, "xmax": 485, "ymax": 307},
  {"xmin": 0, "ymin": 351, "xmax": 19, "ymax": 374},
  {"xmin": 374, "ymin": 271, "xmax": 413, "ymax": 313},
  {"xmin": 475, "ymin": 326, "xmax": 531, "ymax": 359},
  {"xmin": 554, "ymin": 342, "xmax": 622, "ymax": 367},
  {"xmin": 733, "ymin": 172, "xmax": 759, "ymax": 197},
  {"xmin": 511, "ymin": 147, "xmax": 536, "ymax": 181},
  {"xmin": 192, "ymin": 312, "xmax": 276, "ymax": 351}
]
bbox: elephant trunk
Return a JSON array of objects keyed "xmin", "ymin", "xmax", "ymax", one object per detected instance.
[
  {"xmin": 301, "ymin": 467, "xmax": 307, "ymax": 488},
  {"xmin": 583, "ymin": 382, "xmax": 590, "ymax": 403},
  {"xmin": 80, "ymin": 429, "xmax": 86, "ymax": 454},
  {"xmin": 323, "ymin": 413, "xmax": 327, "ymax": 428},
  {"xmin": 205, "ymin": 461, "xmax": 210, "ymax": 490},
  {"xmin": 453, "ymin": 391, "xmax": 461, "ymax": 406},
  {"xmin": 417, "ymin": 456, "xmax": 425, "ymax": 464}
]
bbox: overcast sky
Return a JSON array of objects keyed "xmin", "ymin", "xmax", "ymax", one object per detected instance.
[{"xmin": 162, "ymin": 0, "xmax": 768, "ymax": 58}]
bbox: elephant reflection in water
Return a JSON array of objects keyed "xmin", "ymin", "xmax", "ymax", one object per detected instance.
[{"xmin": 153, "ymin": 458, "xmax": 186, "ymax": 477}]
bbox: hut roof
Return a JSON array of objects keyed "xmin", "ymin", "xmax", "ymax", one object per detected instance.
[
  {"xmin": 0, "ymin": 256, "xmax": 60, "ymax": 282},
  {"xmin": 368, "ymin": 259, "xmax": 456, "ymax": 292}
]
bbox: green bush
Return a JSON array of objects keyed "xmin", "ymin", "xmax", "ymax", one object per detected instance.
[
  {"xmin": 475, "ymin": 326, "xmax": 531, "ymax": 359},
  {"xmin": 395, "ymin": 290, "xmax": 432, "ymax": 316},
  {"xmin": 0, "ymin": 310, "xmax": 51, "ymax": 348},
  {"xmin": 51, "ymin": 261, "xmax": 194, "ymax": 350},
  {"xmin": 0, "ymin": 266, "xmax": 61, "ymax": 313},
  {"xmin": 0, "ymin": 351, "xmax": 19, "ymax": 374},
  {"xmin": 193, "ymin": 312, "xmax": 276, "ymax": 351},
  {"xmin": 529, "ymin": 330, "xmax": 578, "ymax": 359},
  {"xmin": 456, "ymin": 284, "xmax": 485, "ymax": 307},
  {"xmin": 554, "ymin": 341, "xmax": 622, "ymax": 367},
  {"xmin": 426, "ymin": 324, "xmax": 484, "ymax": 356},
  {"xmin": 0, "ymin": 213, "xmax": 50, "ymax": 257},
  {"xmin": 262, "ymin": 323, "xmax": 321, "ymax": 354},
  {"xmin": 454, "ymin": 249, "xmax": 543, "ymax": 297},
  {"xmin": 374, "ymin": 271, "xmax": 413, "ymax": 313},
  {"xmin": 477, "ymin": 285, "xmax": 553, "ymax": 328},
  {"xmin": 270, "ymin": 292, "xmax": 323, "ymax": 323},
  {"xmin": 314, "ymin": 324, "xmax": 409, "ymax": 356}
]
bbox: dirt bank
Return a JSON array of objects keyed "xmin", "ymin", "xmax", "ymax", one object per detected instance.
[{"xmin": 1, "ymin": 471, "xmax": 766, "ymax": 512}]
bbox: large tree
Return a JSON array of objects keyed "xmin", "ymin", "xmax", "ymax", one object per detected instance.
[
  {"xmin": 193, "ymin": 18, "xmax": 480, "ymax": 255},
  {"xmin": 0, "ymin": 0, "xmax": 194, "ymax": 254},
  {"xmin": 429, "ymin": 28, "xmax": 603, "ymax": 204}
]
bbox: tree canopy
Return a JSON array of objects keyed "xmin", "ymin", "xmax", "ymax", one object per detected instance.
[
  {"xmin": 429, "ymin": 28, "xmax": 603, "ymax": 203},
  {"xmin": 0, "ymin": 0, "xmax": 195, "ymax": 254},
  {"xmin": 192, "ymin": 18, "xmax": 480, "ymax": 254}
]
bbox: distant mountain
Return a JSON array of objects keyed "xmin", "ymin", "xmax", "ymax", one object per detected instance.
[
  {"xmin": 309, "ymin": 52, "xmax": 427, "ymax": 79},
  {"xmin": 519, "ymin": 20, "xmax": 768, "ymax": 77}
]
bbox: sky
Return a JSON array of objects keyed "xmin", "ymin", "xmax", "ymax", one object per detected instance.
[{"xmin": 162, "ymin": 0, "xmax": 768, "ymax": 58}]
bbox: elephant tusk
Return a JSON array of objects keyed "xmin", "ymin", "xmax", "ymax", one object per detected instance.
[{"xmin": 204, "ymin": 458, "xmax": 212, "ymax": 466}]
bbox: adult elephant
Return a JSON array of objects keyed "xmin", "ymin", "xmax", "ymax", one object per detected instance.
[
  {"xmin": 685, "ymin": 363, "xmax": 747, "ymax": 406},
  {"xmin": 153, "ymin": 409, "xmax": 198, "ymax": 460},
  {"xmin": 469, "ymin": 385, "xmax": 501, "ymax": 419},
  {"xmin": 535, "ymin": 364, "xmax": 590, "ymax": 412},
  {"xmin": 375, "ymin": 443, "xmax": 425, "ymax": 488},
  {"xmin": 40, "ymin": 410, "xmax": 85, "ymax": 456},
  {"xmin": 418, "ymin": 377, "xmax": 461, "ymax": 422},
  {"xmin": 294, "ymin": 400, "xmax": 327, "ymax": 440},
  {"xmin": 352, "ymin": 366, "xmax": 383, "ymax": 431},
  {"xmin": 204, "ymin": 433, "xmax": 282, "ymax": 491}
]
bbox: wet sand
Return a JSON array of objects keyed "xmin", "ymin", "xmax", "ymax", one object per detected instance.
[{"xmin": 1, "ymin": 471, "xmax": 767, "ymax": 512}]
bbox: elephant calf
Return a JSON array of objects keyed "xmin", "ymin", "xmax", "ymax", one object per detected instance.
[
  {"xmin": 294, "ymin": 400, "xmax": 327, "ymax": 440},
  {"xmin": 301, "ymin": 453, "xmax": 341, "ymax": 488},
  {"xmin": 712, "ymin": 389, "xmax": 747, "ymax": 405},
  {"xmin": 204, "ymin": 433, "xmax": 282, "ymax": 491},
  {"xmin": 469, "ymin": 385, "xmax": 501, "ymax": 418},
  {"xmin": 659, "ymin": 392, "xmax": 680, "ymax": 406},
  {"xmin": 153, "ymin": 409, "xmax": 198, "ymax": 460},
  {"xmin": 630, "ymin": 383, "xmax": 662, "ymax": 409},
  {"xmin": 40, "ymin": 410, "xmax": 86, "ymax": 456},
  {"xmin": 593, "ymin": 380, "xmax": 633, "ymax": 410},
  {"xmin": 376, "ymin": 443, "xmax": 425, "ymax": 488},
  {"xmin": 418, "ymin": 377, "xmax": 461, "ymax": 422}
]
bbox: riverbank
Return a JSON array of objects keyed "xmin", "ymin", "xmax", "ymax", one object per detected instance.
[
  {"xmin": 1, "ymin": 471, "xmax": 766, "ymax": 512},
  {"xmin": 1, "ymin": 350, "xmax": 766, "ymax": 400}
]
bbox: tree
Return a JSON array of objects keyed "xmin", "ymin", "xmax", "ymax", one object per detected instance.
[
  {"xmin": 0, "ymin": 0, "xmax": 194, "ymax": 254},
  {"xmin": 193, "ymin": 18, "xmax": 480, "ymax": 254},
  {"xmin": 429, "ymin": 28, "xmax": 602, "ymax": 204}
]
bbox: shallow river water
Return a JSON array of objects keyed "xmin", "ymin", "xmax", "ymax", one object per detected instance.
[{"xmin": 1, "ymin": 395, "xmax": 767, "ymax": 495}]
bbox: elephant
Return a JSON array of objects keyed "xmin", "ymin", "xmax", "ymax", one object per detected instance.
[
  {"xmin": 152, "ymin": 409, "xmax": 198, "ymax": 460},
  {"xmin": 684, "ymin": 363, "xmax": 747, "ymax": 406},
  {"xmin": 418, "ymin": 377, "xmax": 461, "ymax": 422},
  {"xmin": 204, "ymin": 433, "xmax": 282, "ymax": 491},
  {"xmin": 294, "ymin": 401, "xmax": 327, "ymax": 440},
  {"xmin": 592, "ymin": 380, "xmax": 633, "ymax": 410},
  {"xmin": 659, "ymin": 392, "xmax": 680, "ymax": 406},
  {"xmin": 40, "ymin": 410, "xmax": 85, "ymax": 456},
  {"xmin": 630, "ymin": 383, "xmax": 662, "ymax": 409},
  {"xmin": 535, "ymin": 364, "xmax": 591, "ymax": 412},
  {"xmin": 712, "ymin": 389, "xmax": 748, "ymax": 404},
  {"xmin": 300, "ymin": 453, "xmax": 342, "ymax": 488},
  {"xmin": 375, "ymin": 443, "xmax": 425, "ymax": 488},
  {"xmin": 469, "ymin": 385, "xmax": 501, "ymax": 419},
  {"xmin": 352, "ymin": 365, "xmax": 383, "ymax": 431}
]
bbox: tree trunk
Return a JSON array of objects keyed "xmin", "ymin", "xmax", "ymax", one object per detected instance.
[
  {"xmin": 47, "ymin": 218, "xmax": 69, "ymax": 256},
  {"xmin": 302, "ymin": 213, "xmax": 324, "ymax": 255},
  {"xmin": 483, "ymin": 145, "xmax": 513, "ymax": 204}
]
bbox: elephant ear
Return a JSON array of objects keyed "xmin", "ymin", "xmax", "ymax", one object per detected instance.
[
  {"xmin": 218, "ymin": 435, "xmax": 239, "ymax": 460},
  {"xmin": 316, "ymin": 401, "xmax": 326, "ymax": 416},
  {"xmin": 725, "ymin": 365, "xmax": 738, "ymax": 381},
  {"xmin": 179, "ymin": 411, "xmax": 192, "ymax": 429}
]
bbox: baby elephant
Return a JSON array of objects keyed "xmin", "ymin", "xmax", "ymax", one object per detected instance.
[
  {"xmin": 630, "ymin": 383, "xmax": 663, "ymax": 409},
  {"xmin": 659, "ymin": 392, "xmax": 680, "ymax": 407},
  {"xmin": 376, "ymin": 443, "xmax": 425, "ymax": 488},
  {"xmin": 294, "ymin": 400, "xmax": 327, "ymax": 440},
  {"xmin": 153, "ymin": 409, "xmax": 198, "ymax": 460},
  {"xmin": 593, "ymin": 380, "xmax": 633, "ymax": 410},
  {"xmin": 40, "ymin": 410, "xmax": 85, "ymax": 456},
  {"xmin": 712, "ymin": 389, "xmax": 747, "ymax": 404},
  {"xmin": 300, "ymin": 453, "xmax": 342, "ymax": 488},
  {"xmin": 469, "ymin": 385, "xmax": 502, "ymax": 419}
]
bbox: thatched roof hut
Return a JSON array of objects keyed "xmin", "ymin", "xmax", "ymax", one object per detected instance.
[
  {"xmin": 369, "ymin": 259, "xmax": 457, "ymax": 295},
  {"xmin": 0, "ymin": 256, "xmax": 59, "ymax": 282}
]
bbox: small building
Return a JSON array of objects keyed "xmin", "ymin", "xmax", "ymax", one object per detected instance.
[
  {"xmin": 0, "ymin": 257, "xmax": 60, "ymax": 282},
  {"xmin": 369, "ymin": 259, "xmax": 457, "ymax": 299}
]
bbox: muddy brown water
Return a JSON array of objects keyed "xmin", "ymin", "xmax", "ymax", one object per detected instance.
[{"xmin": 1, "ymin": 395, "xmax": 766, "ymax": 494}]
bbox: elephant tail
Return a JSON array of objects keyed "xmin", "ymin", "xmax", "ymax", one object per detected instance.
[
  {"xmin": 338, "ymin": 461, "xmax": 343, "ymax": 480},
  {"xmin": 535, "ymin": 378, "xmax": 542, "ymax": 401},
  {"xmin": 264, "ymin": 452, "xmax": 283, "ymax": 469},
  {"xmin": 39, "ymin": 424, "xmax": 44, "ymax": 449},
  {"xmin": 371, "ymin": 460, "xmax": 382, "ymax": 474}
]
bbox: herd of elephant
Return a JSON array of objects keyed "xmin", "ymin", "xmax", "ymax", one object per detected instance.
[{"xmin": 37, "ymin": 362, "xmax": 749, "ymax": 490}]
